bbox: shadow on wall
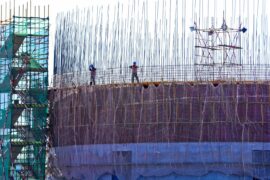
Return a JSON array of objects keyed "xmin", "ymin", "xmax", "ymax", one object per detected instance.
[
  {"xmin": 98, "ymin": 172, "xmax": 119, "ymax": 180},
  {"xmin": 137, "ymin": 172, "xmax": 255, "ymax": 180},
  {"xmin": 97, "ymin": 171, "xmax": 256, "ymax": 180}
]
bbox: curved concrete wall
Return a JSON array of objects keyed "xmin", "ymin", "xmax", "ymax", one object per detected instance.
[
  {"xmin": 49, "ymin": 82, "xmax": 270, "ymax": 179},
  {"xmin": 50, "ymin": 82, "xmax": 270, "ymax": 146}
]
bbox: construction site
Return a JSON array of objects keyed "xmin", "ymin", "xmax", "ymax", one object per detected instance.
[{"xmin": 1, "ymin": 0, "xmax": 270, "ymax": 179}]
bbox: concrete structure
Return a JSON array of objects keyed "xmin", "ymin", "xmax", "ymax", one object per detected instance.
[{"xmin": 49, "ymin": 82, "xmax": 270, "ymax": 179}]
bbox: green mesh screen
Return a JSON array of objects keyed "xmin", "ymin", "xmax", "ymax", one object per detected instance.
[{"xmin": 0, "ymin": 16, "xmax": 48, "ymax": 179}]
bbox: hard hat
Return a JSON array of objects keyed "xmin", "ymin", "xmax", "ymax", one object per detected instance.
[{"xmin": 133, "ymin": 61, "xmax": 136, "ymax": 64}]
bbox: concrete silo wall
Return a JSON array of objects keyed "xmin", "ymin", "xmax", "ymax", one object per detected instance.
[{"xmin": 49, "ymin": 82, "xmax": 270, "ymax": 179}]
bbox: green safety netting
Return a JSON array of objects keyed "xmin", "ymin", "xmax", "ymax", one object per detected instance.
[{"xmin": 0, "ymin": 16, "xmax": 49, "ymax": 179}]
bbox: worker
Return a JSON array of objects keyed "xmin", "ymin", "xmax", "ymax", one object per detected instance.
[
  {"xmin": 21, "ymin": 52, "xmax": 30, "ymax": 64},
  {"xmin": 129, "ymin": 61, "xmax": 139, "ymax": 83},
  {"xmin": 89, "ymin": 64, "xmax": 96, "ymax": 85}
]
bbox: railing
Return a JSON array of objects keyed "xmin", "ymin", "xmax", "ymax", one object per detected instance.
[{"xmin": 52, "ymin": 64, "xmax": 270, "ymax": 88}]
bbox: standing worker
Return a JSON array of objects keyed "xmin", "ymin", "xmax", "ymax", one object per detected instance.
[
  {"xmin": 89, "ymin": 64, "xmax": 96, "ymax": 85},
  {"xmin": 129, "ymin": 61, "xmax": 139, "ymax": 83}
]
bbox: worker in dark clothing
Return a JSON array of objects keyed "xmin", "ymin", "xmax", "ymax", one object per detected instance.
[
  {"xmin": 89, "ymin": 64, "xmax": 96, "ymax": 85},
  {"xmin": 129, "ymin": 61, "xmax": 139, "ymax": 83}
]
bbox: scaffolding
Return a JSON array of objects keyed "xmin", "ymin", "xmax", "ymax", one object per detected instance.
[
  {"xmin": 191, "ymin": 18, "xmax": 247, "ymax": 81},
  {"xmin": 0, "ymin": 11, "xmax": 49, "ymax": 180}
]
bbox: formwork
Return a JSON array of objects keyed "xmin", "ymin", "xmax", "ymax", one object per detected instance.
[
  {"xmin": 0, "ymin": 12, "xmax": 49, "ymax": 180},
  {"xmin": 49, "ymin": 81, "xmax": 270, "ymax": 179}
]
